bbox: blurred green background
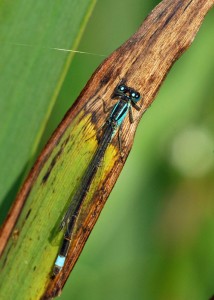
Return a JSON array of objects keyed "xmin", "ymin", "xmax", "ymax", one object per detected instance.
[{"xmin": 1, "ymin": 0, "xmax": 214, "ymax": 299}]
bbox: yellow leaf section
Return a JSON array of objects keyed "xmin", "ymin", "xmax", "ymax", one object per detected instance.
[{"xmin": 74, "ymin": 143, "xmax": 119, "ymax": 234}]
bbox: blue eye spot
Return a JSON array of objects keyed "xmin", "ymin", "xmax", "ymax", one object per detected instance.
[
  {"xmin": 119, "ymin": 85, "xmax": 125, "ymax": 91},
  {"xmin": 131, "ymin": 92, "xmax": 136, "ymax": 97}
]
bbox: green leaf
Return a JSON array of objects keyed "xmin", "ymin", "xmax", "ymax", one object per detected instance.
[
  {"xmin": 0, "ymin": 0, "xmax": 96, "ymax": 223},
  {"xmin": 0, "ymin": 111, "xmax": 105, "ymax": 299}
]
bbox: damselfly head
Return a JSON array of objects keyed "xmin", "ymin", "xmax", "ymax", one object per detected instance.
[{"xmin": 113, "ymin": 84, "xmax": 141, "ymax": 103}]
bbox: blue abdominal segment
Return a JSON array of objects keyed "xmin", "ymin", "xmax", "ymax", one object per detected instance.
[{"xmin": 54, "ymin": 255, "xmax": 65, "ymax": 269}]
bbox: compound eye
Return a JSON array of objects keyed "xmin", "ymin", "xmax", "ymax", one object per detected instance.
[
  {"xmin": 118, "ymin": 84, "xmax": 127, "ymax": 93},
  {"xmin": 130, "ymin": 90, "xmax": 141, "ymax": 102},
  {"xmin": 134, "ymin": 92, "xmax": 140, "ymax": 100}
]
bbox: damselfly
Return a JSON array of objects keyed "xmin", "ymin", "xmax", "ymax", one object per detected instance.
[{"xmin": 53, "ymin": 83, "xmax": 142, "ymax": 275}]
